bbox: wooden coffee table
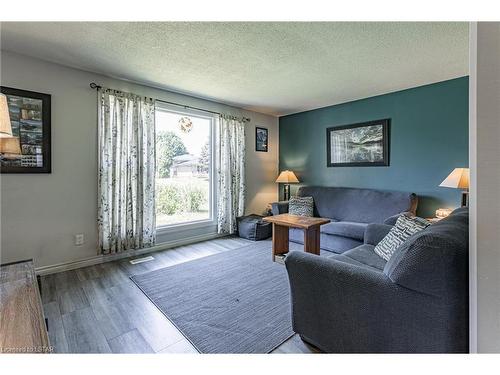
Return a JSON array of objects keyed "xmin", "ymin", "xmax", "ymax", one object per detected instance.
[{"xmin": 263, "ymin": 214, "xmax": 330, "ymax": 262}]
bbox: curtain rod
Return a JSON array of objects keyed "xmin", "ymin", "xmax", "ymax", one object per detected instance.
[{"xmin": 89, "ymin": 82, "xmax": 250, "ymax": 122}]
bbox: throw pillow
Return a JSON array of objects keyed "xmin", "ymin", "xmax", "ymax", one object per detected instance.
[
  {"xmin": 289, "ymin": 196, "xmax": 314, "ymax": 217},
  {"xmin": 374, "ymin": 214, "xmax": 430, "ymax": 261}
]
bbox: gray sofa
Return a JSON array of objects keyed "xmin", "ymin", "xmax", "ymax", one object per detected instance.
[
  {"xmin": 285, "ymin": 207, "xmax": 469, "ymax": 353},
  {"xmin": 272, "ymin": 186, "xmax": 418, "ymax": 253}
]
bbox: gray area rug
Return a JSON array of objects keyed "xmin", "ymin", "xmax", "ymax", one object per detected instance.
[{"xmin": 130, "ymin": 241, "xmax": 297, "ymax": 353}]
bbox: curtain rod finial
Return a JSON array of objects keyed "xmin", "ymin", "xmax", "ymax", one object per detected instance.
[{"xmin": 90, "ymin": 82, "xmax": 101, "ymax": 89}]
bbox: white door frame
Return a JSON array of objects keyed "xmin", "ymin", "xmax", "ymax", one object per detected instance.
[{"xmin": 468, "ymin": 21, "xmax": 477, "ymax": 354}]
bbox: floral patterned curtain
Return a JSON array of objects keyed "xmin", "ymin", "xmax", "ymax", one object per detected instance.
[
  {"xmin": 216, "ymin": 115, "xmax": 246, "ymax": 234},
  {"xmin": 97, "ymin": 88, "xmax": 156, "ymax": 254}
]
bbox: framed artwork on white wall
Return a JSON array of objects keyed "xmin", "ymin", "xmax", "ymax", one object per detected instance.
[{"xmin": 0, "ymin": 86, "xmax": 51, "ymax": 173}]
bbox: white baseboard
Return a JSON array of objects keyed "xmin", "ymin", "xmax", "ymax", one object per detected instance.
[{"xmin": 35, "ymin": 232, "xmax": 225, "ymax": 276}]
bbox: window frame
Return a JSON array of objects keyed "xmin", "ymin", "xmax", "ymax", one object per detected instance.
[{"xmin": 154, "ymin": 102, "xmax": 217, "ymax": 234}]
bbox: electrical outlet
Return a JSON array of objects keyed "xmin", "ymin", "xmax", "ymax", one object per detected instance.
[{"xmin": 75, "ymin": 234, "xmax": 84, "ymax": 246}]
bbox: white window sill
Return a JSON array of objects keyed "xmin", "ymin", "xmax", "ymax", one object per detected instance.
[{"xmin": 156, "ymin": 219, "xmax": 217, "ymax": 234}]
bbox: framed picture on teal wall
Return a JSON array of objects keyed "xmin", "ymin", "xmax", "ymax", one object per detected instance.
[{"xmin": 326, "ymin": 119, "xmax": 390, "ymax": 167}]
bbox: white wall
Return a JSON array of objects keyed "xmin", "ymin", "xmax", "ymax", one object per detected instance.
[
  {"xmin": 0, "ymin": 51, "xmax": 278, "ymax": 268},
  {"xmin": 469, "ymin": 22, "xmax": 500, "ymax": 353}
]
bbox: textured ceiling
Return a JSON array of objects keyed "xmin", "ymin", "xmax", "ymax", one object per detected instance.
[{"xmin": 0, "ymin": 22, "xmax": 468, "ymax": 116}]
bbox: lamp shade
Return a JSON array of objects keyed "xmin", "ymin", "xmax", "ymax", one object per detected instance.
[
  {"xmin": 0, "ymin": 137, "xmax": 22, "ymax": 154},
  {"xmin": 439, "ymin": 168, "xmax": 469, "ymax": 190},
  {"xmin": 0, "ymin": 93, "xmax": 21, "ymax": 155},
  {"xmin": 275, "ymin": 170, "xmax": 299, "ymax": 183},
  {"xmin": 0, "ymin": 94, "xmax": 12, "ymax": 135}
]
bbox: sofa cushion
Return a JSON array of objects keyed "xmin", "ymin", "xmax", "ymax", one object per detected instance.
[
  {"xmin": 297, "ymin": 186, "xmax": 417, "ymax": 223},
  {"xmin": 364, "ymin": 223, "xmax": 394, "ymax": 246},
  {"xmin": 374, "ymin": 215, "xmax": 430, "ymax": 261},
  {"xmin": 320, "ymin": 221, "xmax": 367, "ymax": 240},
  {"xmin": 384, "ymin": 208, "xmax": 468, "ymax": 297},
  {"xmin": 289, "ymin": 196, "xmax": 314, "ymax": 217},
  {"xmin": 342, "ymin": 244, "xmax": 387, "ymax": 270},
  {"xmin": 326, "ymin": 254, "xmax": 379, "ymax": 272},
  {"xmin": 289, "ymin": 228, "xmax": 362, "ymax": 254}
]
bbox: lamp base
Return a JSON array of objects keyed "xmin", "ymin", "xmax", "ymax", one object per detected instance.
[
  {"xmin": 283, "ymin": 184, "xmax": 291, "ymax": 201},
  {"xmin": 461, "ymin": 191, "xmax": 469, "ymax": 207}
]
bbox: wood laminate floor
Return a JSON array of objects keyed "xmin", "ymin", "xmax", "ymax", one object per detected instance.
[{"xmin": 39, "ymin": 236, "xmax": 319, "ymax": 354}]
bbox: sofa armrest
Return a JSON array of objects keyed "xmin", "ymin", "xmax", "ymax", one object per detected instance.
[
  {"xmin": 271, "ymin": 201, "xmax": 289, "ymax": 215},
  {"xmin": 383, "ymin": 211, "xmax": 413, "ymax": 226},
  {"xmin": 364, "ymin": 223, "xmax": 393, "ymax": 245},
  {"xmin": 285, "ymin": 251, "xmax": 392, "ymax": 294}
]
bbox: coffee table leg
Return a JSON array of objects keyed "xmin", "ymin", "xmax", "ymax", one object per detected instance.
[
  {"xmin": 304, "ymin": 227, "xmax": 320, "ymax": 255},
  {"xmin": 272, "ymin": 223, "xmax": 289, "ymax": 261}
]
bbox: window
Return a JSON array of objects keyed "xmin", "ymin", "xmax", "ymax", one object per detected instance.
[{"xmin": 155, "ymin": 103, "xmax": 215, "ymax": 229}]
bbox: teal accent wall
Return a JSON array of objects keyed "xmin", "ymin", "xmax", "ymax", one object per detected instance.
[{"xmin": 279, "ymin": 77, "xmax": 469, "ymax": 217}]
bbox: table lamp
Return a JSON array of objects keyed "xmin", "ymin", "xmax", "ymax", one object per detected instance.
[
  {"xmin": 0, "ymin": 93, "xmax": 21, "ymax": 156},
  {"xmin": 276, "ymin": 170, "xmax": 299, "ymax": 201},
  {"xmin": 439, "ymin": 168, "xmax": 469, "ymax": 207}
]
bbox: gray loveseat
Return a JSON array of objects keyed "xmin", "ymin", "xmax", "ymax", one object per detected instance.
[
  {"xmin": 272, "ymin": 186, "xmax": 418, "ymax": 253},
  {"xmin": 285, "ymin": 207, "xmax": 469, "ymax": 353}
]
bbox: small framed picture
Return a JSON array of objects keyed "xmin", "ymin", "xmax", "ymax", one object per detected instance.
[
  {"xmin": 1, "ymin": 86, "xmax": 51, "ymax": 173},
  {"xmin": 326, "ymin": 119, "xmax": 390, "ymax": 167},
  {"xmin": 255, "ymin": 127, "xmax": 268, "ymax": 152}
]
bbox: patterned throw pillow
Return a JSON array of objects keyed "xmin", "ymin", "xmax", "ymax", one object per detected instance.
[
  {"xmin": 374, "ymin": 214, "xmax": 430, "ymax": 261},
  {"xmin": 289, "ymin": 196, "xmax": 314, "ymax": 217}
]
